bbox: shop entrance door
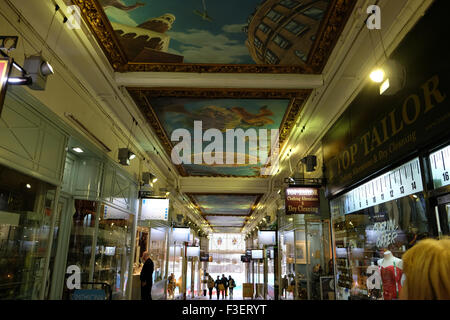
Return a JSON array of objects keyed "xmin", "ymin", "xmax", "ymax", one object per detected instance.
[{"xmin": 436, "ymin": 193, "xmax": 450, "ymax": 235}]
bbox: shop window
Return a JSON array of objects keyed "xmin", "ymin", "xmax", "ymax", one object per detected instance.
[
  {"xmin": 295, "ymin": 50, "xmax": 308, "ymax": 62},
  {"xmin": 302, "ymin": 6, "xmax": 325, "ymax": 20},
  {"xmin": 265, "ymin": 49, "xmax": 279, "ymax": 64},
  {"xmin": 272, "ymin": 34, "xmax": 291, "ymax": 49},
  {"xmin": 284, "ymin": 20, "xmax": 308, "ymax": 35},
  {"xmin": 331, "ymin": 158, "xmax": 431, "ymax": 300},
  {"xmin": 253, "ymin": 36, "xmax": 263, "ymax": 49},
  {"xmin": 266, "ymin": 9, "xmax": 283, "ymax": 22},
  {"xmin": 258, "ymin": 22, "xmax": 271, "ymax": 34},
  {"xmin": 148, "ymin": 228, "xmax": 168, "ymax": 284},
  {"xmin": 0, "ymin": 165, "xmax": 57, "ymax": 299},
  {"xmin": 93, "ymin": 206, "xmax": 133, "ymax": 299},
  {"xmin": 279, "ymin": 0, "xmax": 299, "ymax": 9}
]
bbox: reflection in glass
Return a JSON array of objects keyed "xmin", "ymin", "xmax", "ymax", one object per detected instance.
[
  {"xmin": 0, "ymin": 165, "xmax": 57, "ymax": 299},
  {"xmin": 332, "ymin": 193, "xmax": 430, "ymax": 300}
]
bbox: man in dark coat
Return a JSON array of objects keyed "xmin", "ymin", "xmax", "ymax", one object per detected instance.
[
  {"xmin": 221, "ymin": 274, "xmax": 228, "ymax": 299},
  {"xmin": 140, "ymin": 251, "xmax": 154, "ymax": 301},
  {"xmin": 214, "ymin": 276, "xmax": 221, "ymax": 299}
]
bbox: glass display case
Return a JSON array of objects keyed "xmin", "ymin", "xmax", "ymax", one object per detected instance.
[
  {"xmin": 0, "ymin": 165, "xmax": 58, "ymax": 299},
  {"xmin": 62, "ymin": 200, "xmax": 98, "ymax": 299},
  {"xmin": 94, "ymin": 206, "xmax": 133, "ymax": 299}
]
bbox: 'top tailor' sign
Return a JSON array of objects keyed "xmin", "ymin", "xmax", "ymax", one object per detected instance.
[{"xmin": 285, "ymin": 187, "xmax": 320, "ymax": 215}]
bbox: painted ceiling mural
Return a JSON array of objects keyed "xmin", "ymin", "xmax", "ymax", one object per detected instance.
[
  {"xmin": 189, "ymin": 194, "xmax": 261, "ymax": 232},
  {"xmin": 149, "ymin": 97, "xmax": 291, "ymax": 177},
  {"xmin": 72, "ymin": 0, "xmax": 357, "ymax": 72},
  {"xmin": 100, "ymin": 0, "xmax": 330, "ymax": 65}
]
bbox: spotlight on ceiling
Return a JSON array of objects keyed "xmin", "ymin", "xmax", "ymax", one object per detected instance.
[
  {"xmin": 23, "ymin": 55, "xmax": 54, "ymax": 90},
  {"xmin": 72, "ymin": 147, "xmax": 84, "ymax": 153},
  {"xmin": 118, "ymin": 148, "xmax": 135, "ymax": 166},
  {"xmin": 26, "ymin": 183, "xmax": 31, "ymax": 189}
]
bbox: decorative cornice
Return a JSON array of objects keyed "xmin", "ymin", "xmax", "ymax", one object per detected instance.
[
  {"xmin": 120, "ymin": 62, "xmax": 314, "ymax": 74},
  {"xmin": 308, "ymin": 0, "xmax": 358, "ymax": 72},
  {"xmin": 72, "ymin": 0, "xmax": 127, "ymax": 70}
]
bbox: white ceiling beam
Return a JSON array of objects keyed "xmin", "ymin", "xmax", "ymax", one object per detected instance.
[{"xmin": 115, "ymin": 72, "xmax": 323, "ymax": 89}]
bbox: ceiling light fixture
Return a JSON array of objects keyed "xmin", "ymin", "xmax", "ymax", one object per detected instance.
[
  {"xmin": 72, "ymin": 147, "xmax": 84, "ymax": 153},
  {"xmin": 26, "ymin": 183, "xmax": 31, "ymax": 189}
]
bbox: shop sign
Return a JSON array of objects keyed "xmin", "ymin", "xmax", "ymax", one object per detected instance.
[
  {"xmin": 373, "ymin": 219, "xmax": 399, "ymax": 248},
  {"xmin": 0, "ymin": 58, "xmax": 12, "ymax": 117},
  {"xmin": 330, "ymin": 158, "xmax": 424, "ymax": 215},
  {"xmin": 429, "ymin": 144, "xmax": 450, "ymax": 189},
  {"xmin": 103, "ymin": 205, "xmax": 130, "ymax": 220},
  {"xmin": 285, "ymin": 187, "xmax": 320, "ymax": 215},
  {"xmin": 141, "ymin": 198, "xmax": 169, "ymax": 221},
  {"xmin": 258, "ymin": 230, "xmax": 276, "ymax": 245},
  {"xmin": 322, "ymin": 7, "xmax": 450, "ymax": 196}
]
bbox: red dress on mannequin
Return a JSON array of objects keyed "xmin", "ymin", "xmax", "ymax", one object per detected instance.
[{"xmin": 380, "ymin": 265, "xmax": 403, "ymax": 300}]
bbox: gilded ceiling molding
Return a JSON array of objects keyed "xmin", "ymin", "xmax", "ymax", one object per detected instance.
[
  {"xmin": 72, "ymin": 0, "xmax": 127, "ymax": 70},
  {"xmin": 308, "ymin": 0, "xmax": 358, "ymax": 72},
  {"xmin": 127, "ymin": 87, "xmax": 310, "ymax": 99},
  {"xmin": 73, "ymin": 0, "xmax": 356, "ymax": 73},
  {"xmin": 120, "ymin": 63, "xmax": 314, "ymax": 74},
  {"xmin": 128, "ymin": 88, "xmax": 311, "ymax": 177}
]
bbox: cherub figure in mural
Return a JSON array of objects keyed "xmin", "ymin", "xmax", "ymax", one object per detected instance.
[
  {"xmin": 99, "ymin": 0, "xmax": 146, "ymax": 11},
  {"xmin": 231, "ymin": 105, "xmax": 275, "ymax": 126}
]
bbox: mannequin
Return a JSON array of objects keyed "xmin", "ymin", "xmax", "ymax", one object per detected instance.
[{"xmin": 377, "ymin": 250, "xmax": 403, "ymax": 300}]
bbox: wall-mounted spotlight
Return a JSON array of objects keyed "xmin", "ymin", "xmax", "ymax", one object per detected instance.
[
  {"xmin": 23, "ymin": 55, "xmax": 54, "ymax": 90},
  {"xmin": 118, "ymin": 148, "xmax": 135, "ymax": 166},
  {"xmin": 301, "ymin": 155, "xmax": 317, "ymax": 172},
  {"xmin": 379, "ymin": 60, "xmax": 406, "ymax": 96},
  {"xmin": 370, "ymin": 60, "xmax": 405, "ymax": 95},
  {"xmin": 7, "ymin": 76, "xmax": 31, "ymax": 85},
  {"xmin": 369, "ymin": 68, "xmax": 385, "ymax": 83}
]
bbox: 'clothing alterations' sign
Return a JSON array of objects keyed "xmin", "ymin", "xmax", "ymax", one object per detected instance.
[{"xmin": 285, "ymin": 187, "xmax": 320, "ymax": 215}]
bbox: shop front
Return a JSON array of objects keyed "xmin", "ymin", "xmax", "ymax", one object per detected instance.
[
  {"xmin": 58, "ymin": 142, "xmax": 138, "ymax": 300},
  {"xmin": 278, "ymin": 212, "xmax": 334, "ymax": 300},
  {"xmin": 0, "ymin": 87, "xmax": 68, "ymax": 300},
  {"xmin": 322, "ymin": 0, "xmax": 450, "ymax": 300},
  {"xmin": 0, "ymin": 85, "xmax": 139, "ymax": 301}
]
